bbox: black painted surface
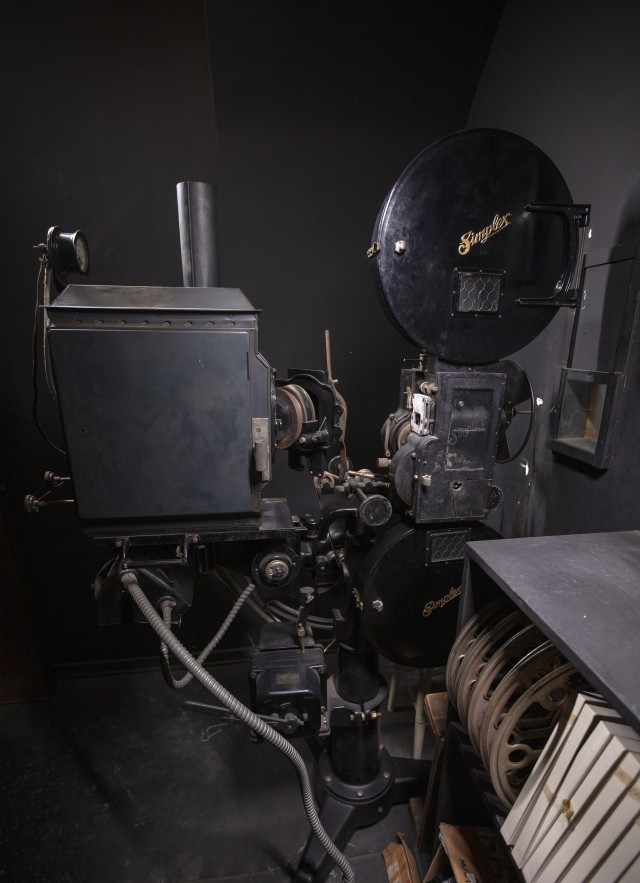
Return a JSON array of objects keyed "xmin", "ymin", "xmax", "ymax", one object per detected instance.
[
  {"xmin": 465, "ymin": 531, "xmax": 640, "ymax": 732},
  {"xmin": 2, "ymin": 0, "xmax": 505, "ymax": 666},
  {"xmin": 0, "ymin": 658, "xmax": 425, "ymax": 882},
  {"xmin": 1, "ymin": 0, "xmax": 221, "ymax": 665},
  {"xmin": 468, "ymin": 1, "xmax": 640, "ymax": 538},
  {"xmin": 372, "ymin": 129, "xmax": 571, "ymax": 362},
  {"xmin": 48, "ymin": 286, "xmax": 265, "ymax": 522},
  {"xmin": 204, "ymin": 0, "xmax": 507, "ymax": 500},
  {"xmin": 361, "ymin": 521, "xmax": 501, "ymax": 668}
]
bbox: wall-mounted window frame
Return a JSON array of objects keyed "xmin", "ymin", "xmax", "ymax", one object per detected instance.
[{"xmin": 549, "ymin": 241, "xmax": 640, "ymax": 469}]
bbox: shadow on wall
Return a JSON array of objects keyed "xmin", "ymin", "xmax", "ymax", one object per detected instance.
[
  {"xmin": 599, "ymin": 162, "xmax": 640, "ymax": 373},
  {"xmin": 538, "ymin": 162, "xmax": 640, "ymax": 535}
]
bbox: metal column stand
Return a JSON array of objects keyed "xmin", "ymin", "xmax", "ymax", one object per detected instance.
[{"xmin": 293, "ymin": 603, "xmax": 429, "ymax": 882}]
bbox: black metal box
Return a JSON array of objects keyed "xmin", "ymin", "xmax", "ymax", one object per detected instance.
[
  {"xmin": 47, "ymin": 285, "xmax": 272, "ymax": 528},
  {"xmin": 249, "ymin": 623, "xmax": 327, "ymax": 738}
]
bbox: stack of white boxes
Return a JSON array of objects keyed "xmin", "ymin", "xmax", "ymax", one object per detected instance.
[{"xmin": 500, "ymin": 692, "xmax": 640, "ymax": 882}]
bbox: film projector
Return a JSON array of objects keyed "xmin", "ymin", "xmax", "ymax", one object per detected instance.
[{"xmin": 28, "ymin": 129, "xmax": 589, "ymax": 882}]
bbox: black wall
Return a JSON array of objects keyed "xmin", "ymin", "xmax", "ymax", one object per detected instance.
[
  {"xmin": 204, "ymin": 0, "xmax": 506, "ymax": 509},
  {"xmin": 468, "ymin": 0, "xmax": 640, "ymax": 538},
  {"xmin": 2, "ymin": 0, "xmax": 219, "ymax": 666},
  {"xmin": 2, "ymin": 1, "xmax": 505, "ymax": 667}
]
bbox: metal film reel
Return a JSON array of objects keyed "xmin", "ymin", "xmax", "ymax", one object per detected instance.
[
  {"xmin": 455, "ymin": 608, "xmax": 531, "ymax": 728},
  {"xmin": 488, "ymin": 662, "xmax": 588, "ymax": 807},
  {"xmin": 275, "ymin": 383, "xmax": 316, "ymax": 448},
  {"xmin": 488, "ymin": 360, "xmax": 535, "ymax": 464},
  {"xmin": 445, "ymin": 598, "xmax": 511, "ymax": 703},
  {"xmin": 478, "ymin": 641, "xmax": 567, "ymax": 770},
  {"xmin": 465, "ymin": 622, "xmax": 546, "ymax": 753}
]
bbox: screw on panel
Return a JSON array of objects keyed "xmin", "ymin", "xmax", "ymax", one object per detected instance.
[{"xmin": 372, "ymin": 598, "xmax": 384, "ymax": 612}]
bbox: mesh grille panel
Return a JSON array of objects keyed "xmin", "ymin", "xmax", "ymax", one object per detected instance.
[
  {"xmin": 430, "ymin": 530, "xmax": 468, "ymax": 563},
  {"xmin": 455, "ymin": 270, "xmax": 503, "ymax": 313}
]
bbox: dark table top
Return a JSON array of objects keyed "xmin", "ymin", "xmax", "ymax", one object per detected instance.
[{"xmin": 466, "ymin": 530, "xmax": 640, "ymax": 732}]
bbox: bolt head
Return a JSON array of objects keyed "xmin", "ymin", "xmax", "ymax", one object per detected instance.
[
  {"xmin": 372, "ymin": 598, "xmax": 384, "ymax": 612},
  {"xmin": 394, "ymin": 239, "xmax": 408, "ymax": 255},
  {"xmin": 263, "ymin": 558, "xmax": 290, "ymax": 583}
]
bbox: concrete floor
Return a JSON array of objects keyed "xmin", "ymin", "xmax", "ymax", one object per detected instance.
[{"xmin": 0, "ymin": 655, "xmax": 430, "ymax": 883}]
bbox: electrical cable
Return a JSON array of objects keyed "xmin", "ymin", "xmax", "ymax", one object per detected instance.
[
  {"xmin": 159, "ymin": 581, "xmax": 256, "ymax": 689},
  {"xmin": 31, "ymin": 254, "xmax": 67, "ymax": 456},
  {"xmin": 214, "ymin": 566, "xmax": 275, "ymax": 623},
  {"xmin": 121, "ymin": 570, "xmax": 354, "ymax": 883},
  {"xmin": 41, "ymin": 260, "xmax": 58, "ymax": 400},
  {"xmin": 216, "ymin": 566, "xmax": 334, "ymax": 632}
]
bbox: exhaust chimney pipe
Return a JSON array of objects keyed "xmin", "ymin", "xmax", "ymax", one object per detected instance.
[{"xmin": 176, "ymin": 181, "xmax": 220, "ymax": 287}]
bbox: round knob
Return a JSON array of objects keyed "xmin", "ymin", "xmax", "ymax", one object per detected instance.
[{"xmin": 359, "ymin": 495, "xmax": 393, "ymax": 529}]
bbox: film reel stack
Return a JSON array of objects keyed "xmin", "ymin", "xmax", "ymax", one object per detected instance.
[{"xmin": 446, "ymin": 599, "xmax": 590, "ymax": 807}]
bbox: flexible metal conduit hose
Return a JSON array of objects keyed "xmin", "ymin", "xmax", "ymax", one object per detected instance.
[
  {"xmin": 214, "ymin": 566, "xmax": 274, "ymax": 623},
  {"xmin": 121, "ymin": 569, "xmax": 355, "ymax": 883},
  {"xmin": 159, "ymin": 582, "xmax": 256, "ymax": 689},
  {"xmin": 215, "ymin": 567, "xmax": 334, "ymax": 632}
]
